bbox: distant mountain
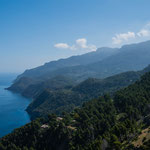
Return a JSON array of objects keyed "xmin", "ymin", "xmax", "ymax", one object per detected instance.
[
  {"xmin": 16, "ymin": 47, "xmax": 118, "ymax": 80},
  {"xmin": 8, "ymin": 40, "xmax": 150, "ymax": 96},
  {"xmin": 26, "ymin": 65, "xmax": 150, "ymax": 120},
  {"xmin": 47, "ymin": 40, "xmax": 150, "ymax": 80}
]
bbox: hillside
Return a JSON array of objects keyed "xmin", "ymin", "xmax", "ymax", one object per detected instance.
[
  {"xmin": 8, "ymin": 40, "xmax": 150, "ymax": 96},
  {"xmin": 22, "ymin": 76, "xmax": 75, "ymax": 98},
  {"xmin": 26, "ymin": 65, "xmax": 150, "ymax": 120},
  {"xmin": 7, "ymin": 76, "xmax": 76, "ymax": 98},
  {"xmin": 1, "ymin": 71, "xmax": 150, "ymax": 149}
]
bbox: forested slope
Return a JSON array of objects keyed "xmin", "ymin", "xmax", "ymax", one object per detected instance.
[
  {"xmin": 1, "ymin": 72, "xmax": 150, "ymax": 149},
  {"xmin": 27, "ymin": 65, "xmax": 150, "ymax": 120}
]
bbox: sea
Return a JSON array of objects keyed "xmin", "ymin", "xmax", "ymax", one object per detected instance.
[{"xmin": 0, "ymin": 73, "xmax": 31, "ymax": 137}]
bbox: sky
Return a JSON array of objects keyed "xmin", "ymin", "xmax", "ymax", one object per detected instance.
[{"xmin": 0, "ymin": 0, "xmax": 150, "ymax": 73}]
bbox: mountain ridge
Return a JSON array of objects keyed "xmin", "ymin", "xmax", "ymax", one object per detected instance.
[
  {"xmin": 8, "ymin": 40, "xmax": 150, "ymax": 96},
  {"xmin": 16, "ymin": 47, "xmax": 119, "ymax": 80}
]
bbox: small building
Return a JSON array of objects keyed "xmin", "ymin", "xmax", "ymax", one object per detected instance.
[
  {"xmin": 41, "ymin": 124, "xmax": 49, "ymax": 129},
  {"xmin": 56, "ymin": 117, "xmax": 63, "ymax": 121}
]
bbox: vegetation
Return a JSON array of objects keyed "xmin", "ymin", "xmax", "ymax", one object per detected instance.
[
  {"xmin": 1, "ymin": 72, "xmax": 150, "ymax": 149},
  {"xmin": 27, "ymin": 66, "xmax": 150, "ymax": 120},
  {"xmin": 7, "ymin": 76, "xmax": 75, "ymax": 98}
]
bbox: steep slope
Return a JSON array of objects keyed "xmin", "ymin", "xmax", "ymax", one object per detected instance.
[
  {"xmin": 21, "ymin": 76, "xmax": 75, "ymax": 98},
  {"xmin": 8, "ymin": 76, "xmax": 75, "ymax": 99},
  {"xmin": 7, "ymin": 77, "xmax": 40, "ymax": 93},
  {"xmin": 26, "ymin": 65, "xmax": 150, "ymax": 120},
  {"xmin": 1, "ymin": 71, "xmax": 150, "ymax": 150}
]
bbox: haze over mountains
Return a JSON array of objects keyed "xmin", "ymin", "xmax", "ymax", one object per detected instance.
[
  {"xmin": 8, "ymin": 40, "xmax": 150, "ymax": 95},
  {"xmin": 15, "ymin": 47, "xmax": 119, "ymax": 80}
]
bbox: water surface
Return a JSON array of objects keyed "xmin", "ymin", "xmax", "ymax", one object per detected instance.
[{"xmin": 0, "ymin": 74, "xmax": 31, "ymax": 137}]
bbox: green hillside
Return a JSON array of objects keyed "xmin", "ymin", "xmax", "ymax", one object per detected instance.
[
  {"xmin": 26, "ymin": 65, "xmax": 150, "ymax": 120},
  {"xmin": 1, "ymin": 71, "xmax": 150, "ymax": 149}
]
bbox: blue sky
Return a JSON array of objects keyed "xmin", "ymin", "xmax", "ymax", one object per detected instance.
[{"xmin": 0, "ymin": 0, "xmax": 150, "ymax": 73}]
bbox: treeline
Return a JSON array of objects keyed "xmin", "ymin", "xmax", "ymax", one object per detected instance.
[{"xmin": 1, "ymin": 72, "xmax": 150, "ymax": 149}]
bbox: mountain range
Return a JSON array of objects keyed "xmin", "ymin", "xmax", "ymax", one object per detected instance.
[
  {"xmin": 7, "ymin": 40, "xmax": 150, "ymax": 120},
  {"xmin": 8, "ymin": 40, "xmax": 150, "ymax": 96}
]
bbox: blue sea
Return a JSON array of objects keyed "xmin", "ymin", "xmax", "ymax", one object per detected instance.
[{"xmin": 0, "ymin": 74, "xmax": 31, "ymax": 137}]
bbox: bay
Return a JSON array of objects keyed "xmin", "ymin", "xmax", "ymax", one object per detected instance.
[{"xmin": 0, "ymin": 74, "xmax": 31, "ymax": 137}]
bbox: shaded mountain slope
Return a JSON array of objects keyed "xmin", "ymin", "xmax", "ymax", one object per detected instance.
[
  {"xmin": 8, "ymin": 76, "xmax": 76, "ymax": 99},
  {"xmin": 26, "ymin": 65, "xmax": 150, "ymax": 120},
  {"xmin": 16, "ymin": 47, "xmax": 118, "ymax": 80}
]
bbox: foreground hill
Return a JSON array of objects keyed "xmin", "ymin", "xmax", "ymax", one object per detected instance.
[
  {"xmin": 1, "ymin": 71, "xmax": 150, "ymax": 149},
  {"xmin": 26, "ymin": 65, "xmax": 150, "ymax": 120}
]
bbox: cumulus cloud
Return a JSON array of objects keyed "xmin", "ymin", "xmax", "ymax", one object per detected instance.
[
  {"xmin": 112, "ymin": 32, "xmax": 135, "ymax": 44},
  {"xmin": 112, "ymin": 23, "xmax": 150, "ymax": 45},
  {"xmin": 54, "ymin": 43, "xmax": 70, "ymax": 49},
  {"xmin": 137, "ymin": 29, "xmax": 150, "ymax": 37},
  {"xmin": 54, "ymin": 38, "xmax": 97, "ymax": 52},
  {"xmin": 76, "ymin": 38, "xmax": 87, "ymax": 48}
]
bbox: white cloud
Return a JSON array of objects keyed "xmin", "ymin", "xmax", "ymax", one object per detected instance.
[
  {"xmin": 76, "ymin": 38, "xmax": 87, "ymax": 48},
  {"xmin": 137, "ymin": 22, "xmax": 150, "ymax": 37},
  {"xmin": 112, "ymin": 22, "xmax": 150, "ymax": 45},
  {"xmin": 54, "ymin": 38, "xmax": 97, "ymax": 52},
  {"xmin": 137, "ymin": 29, "xmax": 150, "ymax": 37},
  {"xmin": 112, "ymin": 32, "xmax": 135, "ymax": 44},
  {"xmin": 54, "ymin": 43, "xmax": 70, "ymax": 49}
]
